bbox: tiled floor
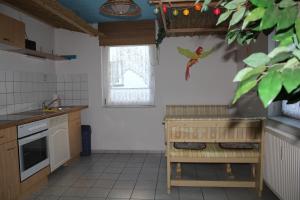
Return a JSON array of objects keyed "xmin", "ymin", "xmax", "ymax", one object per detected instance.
[{"xmin": 26, "ymin": 153, "xmax": 279, "ymax": 200}]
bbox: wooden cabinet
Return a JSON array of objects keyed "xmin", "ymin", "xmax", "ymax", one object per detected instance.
[
  {"xmin": 68, "ymin": 111, "xmax": 82, "ymax": 160},
  {"xmin": 264, "ymin": 129, "xmax": 300, "ymax": 200},
  {"xmin": 0, "ymin": 127, "xmax": 20, "ymax": 200},
  {"xmin": 0, "ymin": 13, "xmax": 25, "ymax": 49}
]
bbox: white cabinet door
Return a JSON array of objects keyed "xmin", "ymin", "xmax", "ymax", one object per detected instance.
[
  {"xmin": 49, "ymin": 126, "xmax": 70, "ymax": 172},
  {"xmin": 265, "ymin": 131, "xmax": 300, "ymax": 200}
]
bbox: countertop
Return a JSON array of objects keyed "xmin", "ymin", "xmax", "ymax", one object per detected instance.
[{"xmin": 0, "ymin": 105, "xmax": 88, "ymax": 129}]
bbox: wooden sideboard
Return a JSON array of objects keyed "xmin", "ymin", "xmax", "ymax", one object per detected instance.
[{"xmin": 164, "ymin": 105, "xmax": 265, "ymax": 196}]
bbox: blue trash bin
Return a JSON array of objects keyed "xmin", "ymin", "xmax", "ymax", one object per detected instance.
[{"xmin": 81, "ymin": 125, "xmax": 91, "ymax": 156}]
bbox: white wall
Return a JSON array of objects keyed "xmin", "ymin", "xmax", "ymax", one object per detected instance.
[
  {"xmin": 236, "ymin": 34, "xmax": 269, "ymax": 116},
  {"xmin": 54, "ymin": 30, "xmax": 238, "ymax": 151},
  {"xmin": 0, "ymin": 4, "xmax": 55, "ymax": 73}
]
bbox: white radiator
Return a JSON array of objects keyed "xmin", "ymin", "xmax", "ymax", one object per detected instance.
[{"xmin": 264, "ymin": 129, "xmax": 300, "ymax": 200}]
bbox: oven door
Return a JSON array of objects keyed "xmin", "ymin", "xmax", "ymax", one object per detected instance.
[{"xmin": 18, "ymin": 130, "xmax": 50, "ymax": 181}]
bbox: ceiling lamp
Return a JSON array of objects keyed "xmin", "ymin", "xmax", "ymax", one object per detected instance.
[{"xmin": 100, "ymin": 0, "xmax": 141, "ymax": 17}]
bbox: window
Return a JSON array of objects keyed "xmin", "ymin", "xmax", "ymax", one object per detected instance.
[
  {"xmin": 102, "ymin": 45, "xmax": 156, "ymax": 106},
  {"xmin": 282, "ymin": 101, "xmax": 300, "ymax": 120}
]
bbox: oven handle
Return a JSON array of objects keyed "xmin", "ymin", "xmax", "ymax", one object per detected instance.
[{"xmin": 18, "ymin": 130, "xmax": 48, "ymax": 146}]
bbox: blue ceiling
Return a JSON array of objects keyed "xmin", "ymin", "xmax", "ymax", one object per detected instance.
[{"xmin": 58, "ymin": 0, "xmax": 156, "ymax": 23}]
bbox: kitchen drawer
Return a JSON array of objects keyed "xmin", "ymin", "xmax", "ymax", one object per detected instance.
[{"xmin": 0, "ymin": 127, "xmax": 17, "ymax": 145}]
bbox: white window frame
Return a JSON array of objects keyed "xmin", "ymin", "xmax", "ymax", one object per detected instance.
[{"xmin": 101, "ymin": 45, "xmax": 157, "ymax": 107}]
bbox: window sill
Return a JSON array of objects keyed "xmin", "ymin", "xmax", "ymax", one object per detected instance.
[
  {"xmin": 267, "ymin": 116, "xmax": 300, "ymax": 147},
  {"xmin": 103, "ymin": 105, "xmax": 156, "ymax": 108}
]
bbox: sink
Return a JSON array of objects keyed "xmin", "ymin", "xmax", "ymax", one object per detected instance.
[{"xmin": 42, "ymin": 106, "xmax": 73, "ymax": 113}]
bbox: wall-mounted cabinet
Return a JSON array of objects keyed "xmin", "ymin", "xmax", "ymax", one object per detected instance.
[
  {"xmin": 0, "ymin": 13, "xmax": 25, "ymax": 49},
  {"xmin": 0, "ymin": 13, "xmax": 76, "ymax": 61}
]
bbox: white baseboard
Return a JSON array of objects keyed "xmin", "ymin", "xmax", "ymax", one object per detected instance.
[{"xmin": 92, "ymin": 149, "xmax": 164, "ymax": 154}]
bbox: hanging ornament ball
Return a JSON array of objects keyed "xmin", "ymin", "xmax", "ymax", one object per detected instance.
[
  {"xmin": 162, "ymin": 4, "xmax": 168, "ymax": 13},
  {"xmin": 213, "ymin": 8, "xmax": 221, "ymax": 16},
  {"xmin": 173, "ymin": 9, "xmax": 179, "ymax": 16},
  {"xmin": 183, "ymin": 8, "xmax": 190, "ymax": 16},
  {"xmin": 153, "ymin": 7, "xmax": 159, "ymax": 14},
  {"xmin": 202, "ymin": 5, "xmax": 209, "ymax": 12},
  {"xmin": 194, "ymin": 3, "xmax": 202, "ymax": 11}
]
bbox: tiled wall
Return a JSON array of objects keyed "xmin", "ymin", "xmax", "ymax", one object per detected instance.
[
  {"xmin": 56, "ymin": 74, "xmax": 89, "ymax": 106},
  {"xmin": 0, "ymin": 71, "xmax": 88, "ymax": 115}
]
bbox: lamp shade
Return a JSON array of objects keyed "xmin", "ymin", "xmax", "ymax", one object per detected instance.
[{"xmin": 100, "ymin": 0, "xmax": 141, "ymax": 17}]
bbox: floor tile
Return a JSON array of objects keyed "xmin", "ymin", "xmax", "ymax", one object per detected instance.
[
  {"xmin": 62, "ymin": 187, "xmax": 89, "ymax": 197},
  {"xmin": 108, "ymin": 189, "xmax": 133, "ymax": 199},
  {"xmin": 118, "ymin": 173, "xmax": 139, "ymax": 181},
  {"xmin": 51, "ymin": 177, "xmax": 78, "ymax": 187},
  {"xmin": 72, "ymin": 179, "xmax": 96, "ymax": 188},
  {"xmin": 113, "ymin": 180, "xmax": 136, "ymax": 189},
  {"xmin": 93, "ymin": 179, "xmax": 116, "ymax": 189},
  {"xmin": 105, "ymin": 167, "xmax": 124, "ymax": 174},
  {"xmin": 202, "ymin": 188, "xmax": 227, "ymax": 200},
  {"xmin": 41, "ymin": 186, "xmax": 67, "ymax": 196},
  {"xmin": 35, "ymin": 195, "xmax": 60, "ymax": 200},
  {"xmin": 99, "ymin": 173, "xmax": 120, "ymax": 180},
  {"xmin": 179, "ymin": 187, "xmax": 204, "ymax": 200},
  {"xmin": 155, "ymin": 189, "xmax": 179, "ymax": 200},
  {"xmin": 135, "ymin": 180, "xmax": 156, "ymax": 190},
  {"xmin": 86, "ymin": 188, "xmax": 110, "ymax": 198},
  {"xmin": 41, "ymin": 153, "xmax": 279, "ymax": 200},
  {"xmin": 122, "ymin": 168, "xmax": 141, "ymax": 174},
  {"xmin": 131, "ymin": 189, "xmax": 155, "ymax": 200},
  {"xmin": 58, "ymin": 197, "xmax": 82, "ymax": 200},
  {"xmin": 225, "ymin": 188, "xmax": 257, "ymax": 200},
  {"xmin": 22, "ymin": 194, "xmax": 38, "ymax": 200},
  {"xmin": 79, "ymin": 172, "xmax": 101, "ymax": 180}
]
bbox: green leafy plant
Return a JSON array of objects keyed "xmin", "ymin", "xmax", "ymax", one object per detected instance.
[{"xmin": 198, "ymin": 0, "xmax": 300, "ymax": 107}]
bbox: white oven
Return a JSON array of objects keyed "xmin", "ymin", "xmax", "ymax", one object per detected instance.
[{"xmin": 18, "ymin": 119, "xmax": 50, "ymax": 181}]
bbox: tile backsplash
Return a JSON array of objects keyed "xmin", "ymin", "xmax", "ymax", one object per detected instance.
[
  {"xmin": 56, "ymin": 74, "xmax": 89, "ymax": 107},
  {"xmin": 0, "ymin": 71, "xmax": 89, "ymax": 115}
]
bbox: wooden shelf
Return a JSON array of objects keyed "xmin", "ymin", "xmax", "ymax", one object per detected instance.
[
  {"xmin": 8, "ymin": 48, "xmax": 75, "ymax": 61},
  {"xmin": 1, "ymin": 0, "xmax": 101, "ymax": 36}
]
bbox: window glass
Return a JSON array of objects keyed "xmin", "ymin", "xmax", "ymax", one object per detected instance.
[
  {"xmin": 282, "ymin": 101, "xmax": 300, "ymax": 120},
  {"xmin": 102, "ymin": 45, "xmax": 155, "ymax": 106}
]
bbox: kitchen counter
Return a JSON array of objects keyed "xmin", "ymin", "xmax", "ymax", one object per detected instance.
[{"xmin": 0, "ymin": 105, "xmax": 88, "ymax": 129}]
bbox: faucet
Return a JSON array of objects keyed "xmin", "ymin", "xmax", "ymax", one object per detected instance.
[{"xmin": 42, "ymin": 98, "xmax": 61, "ymax": 110}]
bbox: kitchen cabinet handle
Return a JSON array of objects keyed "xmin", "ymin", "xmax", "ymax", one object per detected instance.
[{"xmin": 3, "ymin": 38, "xmax": 10, "ymax": 42}]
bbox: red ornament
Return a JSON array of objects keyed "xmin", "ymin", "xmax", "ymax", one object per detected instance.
[
  {"xmin": 162, "ymin": 4, "xmax": 167, "ymax": 13},
  {"xmin": 213, "ymin": 8, "xmax": 221, "ymax": 16}
]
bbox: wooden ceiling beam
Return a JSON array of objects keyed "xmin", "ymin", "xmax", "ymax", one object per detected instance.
[{"xmin": 0, "ymin": 0, "xmax": 102, "ymax": 36}]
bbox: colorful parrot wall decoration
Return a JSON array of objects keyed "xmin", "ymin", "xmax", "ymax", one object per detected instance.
[{"xmin": 177, "ymin": 46, "xmax": 214, "ymax": 80}]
